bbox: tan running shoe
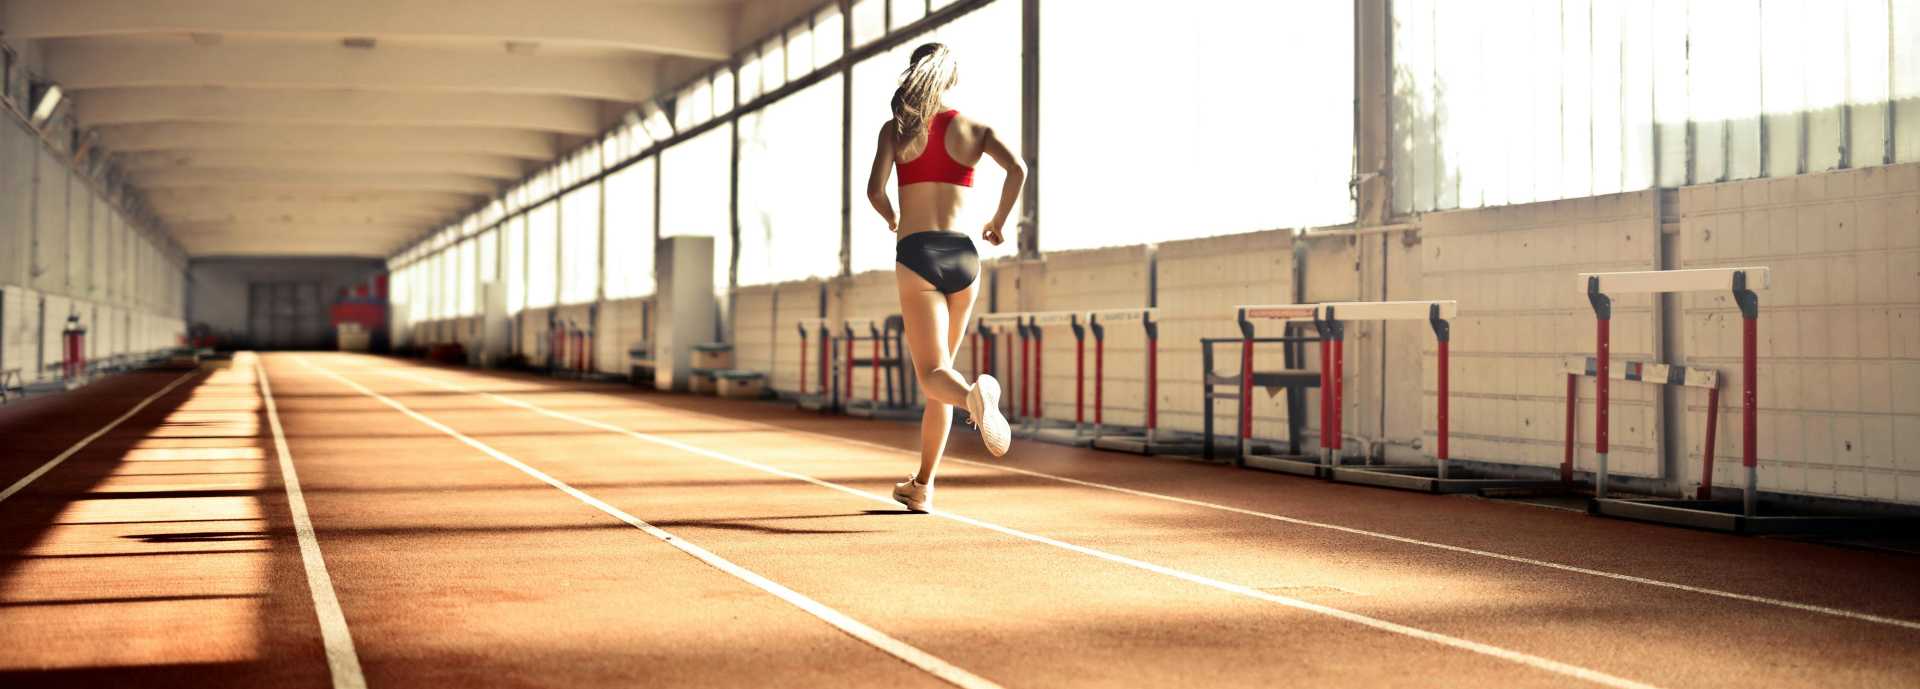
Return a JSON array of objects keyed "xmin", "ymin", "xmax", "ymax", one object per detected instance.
[
  {"xmin": 892, "ymin": 475, "xmax": 932, "ymax": 512},
  {"xmin": 965, "ymin": 375, "xmax": 1011, "ymax": 457}
]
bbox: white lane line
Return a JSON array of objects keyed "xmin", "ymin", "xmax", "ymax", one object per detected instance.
[
  {"xmin": 254, "ymin": 354, "xmax": 368, "ymax": 689},
  {"xmin": 370, "ymin": 363, "xmax": 1663, "ymax": 689},
  {"xmin": 0, "ymin": 368, "xmax": 201, "ymax": 506},
  {"xmin": 418, "ymin": 367, "xmax": 1920, "ymax": 634},
  {"xmin": 297, "ymin": 357, "xmax": 1003, "ymax": 689}
]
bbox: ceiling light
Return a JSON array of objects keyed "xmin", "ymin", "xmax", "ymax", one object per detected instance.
[
  {"xmin": 29, "ymin": 82, "xmax": 63, "ymax": 126},
  {"xmin": 341, "ymin": 37, "xmax": 378, "ymax": 50}
]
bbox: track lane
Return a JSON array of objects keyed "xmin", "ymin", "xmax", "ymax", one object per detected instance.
[
  {"xmin": 343, "ymin": 353, "xmax": 1920, "ymax": 689},
  {"xmin": 258, "ymin": 353, "xmax": 975, "ymax": 689}
]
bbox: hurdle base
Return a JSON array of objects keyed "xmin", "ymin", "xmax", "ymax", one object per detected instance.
[
  {"xmin": 1589, "ymin": 498, "xmax": 1917, "ymax": 535},
  {"xmin": 1241, "ymin": 453, "xmax": 1330, "ymax": 478},
  {"xmin": 845, "ymin": 403, "xmax": 921, "ymax": 422},
  {"xmin": 1330, "ymin": 464, "xmax": 1571, "ymax": 495},
  {"xmin": 1026, "ymin": 424, "xmax": 1095, "ymax": 447},
  {"xmin": 792, "ymin": 394, "xmax": 834, "ymax": 412},
  {"xmin": 1090, "ymin": 433, "xmax": 1208, "ymax": 458}
]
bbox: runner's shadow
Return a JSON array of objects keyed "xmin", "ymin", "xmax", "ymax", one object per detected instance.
[{"xmin": 861, "ymin": 509, "xmax": 921, "ymax": 516}]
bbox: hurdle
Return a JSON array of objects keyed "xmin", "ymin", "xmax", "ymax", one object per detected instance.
[
  {"xmin": 793, "ymin": 318, "xmax": 834, "ymax": 411},
  {"xmin": 1559, "ymin": 355, "xmax": 1720, "ymax": 495},
  {"xmin": 1021, "ymin": 311, "xmax": 1094, "ymax": 445},
  {"xmin": 1206, "ymin": 305, "xmax": 1323, "ymax": 474},
  {"xmin": 1571, "ymin": 267, "xmax": 1870, "ymax": 533},
  {"xmin": 1085, "ymin": 308, "xmax": 1205, "ymax": 455},
  {"xmin": 839, "ymin": 316, "xmax": 916, "ymax": 420},
  {"xmin": 1320, "ymin": 301, "xmax": 1567, "ymax": 494}
]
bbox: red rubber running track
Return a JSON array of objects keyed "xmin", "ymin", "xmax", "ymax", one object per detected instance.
[{"xmin": 1, "ymin": 352, "xmax": 1915, "ymax": 688}]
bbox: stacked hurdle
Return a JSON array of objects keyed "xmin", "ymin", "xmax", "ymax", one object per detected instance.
[
  {"xmin": 1086, "ymin": 308, "xmax": 1203, "ymax": 455},
  {"xmin": 793, "ymin": 317, "xmax": 834, "ymax": 411},
  {"xmin": 1579, "ymin": 267, "xmax": 1790, "ymax": 530},
  {"xmin": 975, "ymin": 313, "xmax": 1027, "ymax": 425},
  {"xmin": 839, "ymin": 317, "xmax": 916, "ymax": 420},
  {"xmin": 1022, "ymin": 311, "xmax": 1092, "ymax": 444}
]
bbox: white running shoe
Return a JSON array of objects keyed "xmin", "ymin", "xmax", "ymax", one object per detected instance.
[
  {"xmin": 966, "ymin": 375, "xmax": 1011, "ymax": 457},
  {"xmin": 892, "ymin": 475, "xmax": 932, "ymax": 512}
]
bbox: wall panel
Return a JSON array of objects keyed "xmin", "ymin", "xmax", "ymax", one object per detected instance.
[
  {"xmin": 1676, "ymin": 163, "xmax": 1920, "ymax": 503},
  {"xmin": 1420, "ymin": 191, "xmax": 1663, "ymax": 475}
]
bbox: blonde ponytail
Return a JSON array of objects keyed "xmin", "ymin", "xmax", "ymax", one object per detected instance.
[{"xmin": 891, "ymin": 43, "xmax": 959, "ymax": 140}]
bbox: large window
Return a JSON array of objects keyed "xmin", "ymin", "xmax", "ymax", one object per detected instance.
[
  {"xmin": 604, "ymin": 158, "xmax": 658, "ymax": 298},
  {"xmin": 503, "ymin": 215, "xmax": 526, "ymax": 315},
  {"xmin": 455, "ymin": 238, "xmax": 477, "ymax": 317},
  {"xmin": 559, "ymin": 183, "xmax": 601, "ymax": 304},
  {"xmin": 1043, "ymin": 1, "xmax": 1352, "ymax": 249},
  {"xmin": 738, "ymin": 75, "xmax": 844, "ymax": 285},
  {"xmin": 660, "ymin": 126, "xmax": 733, "ymax": 296},
  {"xmin": 850, "ymin": 0, "xmax": 1022, "ymax": 271},
  {"xmin": 526, "ymin": 203, "xmax": 559, "ymax": 309}
]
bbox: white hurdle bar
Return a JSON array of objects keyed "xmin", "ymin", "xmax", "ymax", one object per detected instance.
[
  {"xmin": 1087, "ymin": 308, "xmax": 1158, "ymax": 439},
  {"xmin": 1581, "ymin": 267, "xmax": 1768, "ymax": 514}
]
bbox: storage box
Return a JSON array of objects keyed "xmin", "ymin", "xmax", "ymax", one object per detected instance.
[
  {"xmin": 689, "ymin": 369, "xmax": 719, "ymax": 395},
  {"xmin": 716, "ymin": 370, "xmax": 767, "ymax": 399},
  {"xmin": 691, "ymin": 343, "xmax": 734, "ymax": 370}
]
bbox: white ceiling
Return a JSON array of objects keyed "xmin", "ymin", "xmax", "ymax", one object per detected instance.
[{"xmin": 4, "ymin": 0, "xmax": 761, "ymax": 257}]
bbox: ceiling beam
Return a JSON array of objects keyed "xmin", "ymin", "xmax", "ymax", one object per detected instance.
[
  {"xmin": 142, "ymin": 188, "xmax": 480, "ymax": 210},
  {"xmin": 183, "ymin": 240, "xmax": 397, "ymax": 258},
  {"xmin": 151, "ymin": 205, "xmax": 457, "ymax": 226},
  {"xmin": 115, "ymin": 149, "xmax": 527, "ymax": 180},
  {"xmin": 170, "ymin": 222, "xmax": 426, "ymax": 238},
  {"xmin": 3, "ymin": 0, "xmax": 732, "ymax": 59},
  {"xmin": 131, "ymin": 168, "xmax": 500, "ymax": 195},
  {"xmin": 44, "ymin": 41, "xmax": 656, "ymax": 101},
  {"xmin": 96, "ymin": 123, "xmax": 557, "ymax": 159},
  {"xmin": 74, "ymin": 87, "xmax": 603, "ymax": 135}
]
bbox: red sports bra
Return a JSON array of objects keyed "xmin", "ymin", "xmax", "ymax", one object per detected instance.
[{"xmin": 896, "ymin": 110, "xmax": 975, "ymax": 188}]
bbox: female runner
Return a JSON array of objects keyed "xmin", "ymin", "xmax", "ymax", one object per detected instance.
[{"xmin": 864, "ymin": 43, "xmax": 1025, "ymax": 511}]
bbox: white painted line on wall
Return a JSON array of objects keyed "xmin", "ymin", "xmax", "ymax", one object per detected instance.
[
  {"xmin": 373, "ymin": 362, "xmax": 1665, "ymax": 689},
  {"xmin": 0, "ymin": 368, "xmax": 200, "ymax": 506},
  {"xmin": 254, "ymin": 354, "xmax": 368, "ymax": 689},
  {"xmin": 298, "ymin": 357, "xmax": 1003, "ymax": 689}
]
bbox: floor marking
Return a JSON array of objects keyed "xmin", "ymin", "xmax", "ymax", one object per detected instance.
[
  {"xmin": 0, "ymin": 369, "xmax": 201, "ymax": 507},
  {"xmin": 296, "ymin": 357, "xmax": 1003, "ymax": 689},
  {"xmin": 366, "ymin": 362, "xmax": 1663, "ymax": 689},
  {"xmin": 377, "ymin": 363, "xmax": 1920, "ymax": 634},
  {"xmin": 255, "ymin": 355, "xmax": 368, "ymax": 689}
]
